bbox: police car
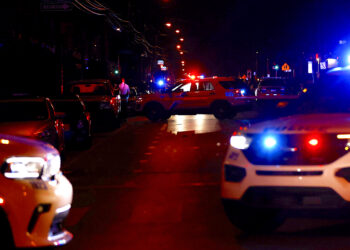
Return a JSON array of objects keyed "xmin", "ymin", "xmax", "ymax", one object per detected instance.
[
  {"xmin": 221, "ymin": 69, "xmax": 350, "ymax": 232},
  {"xmin": 0, "ymin": 134, "xmax": 73, "ymax": 247},
  {"xmin": 138, "ymin": 76, "xmax": 254, "ymax": 121}
]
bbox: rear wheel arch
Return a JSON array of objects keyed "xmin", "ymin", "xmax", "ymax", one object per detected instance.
[
  {"xmin": 210, "ymin": 100, "xmax": 234, "ymax": 120},
  {"xmin": 143, "ymin": 102, "xmax": 166, "ymax": 122}
]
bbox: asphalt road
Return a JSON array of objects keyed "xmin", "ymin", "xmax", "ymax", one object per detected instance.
[{"xmin": 61, "ymin": 113, "xmax": 350, "ymax": 250}]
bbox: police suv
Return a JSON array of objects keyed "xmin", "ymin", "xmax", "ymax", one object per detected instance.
[
  {"xmin": 138, "ymin": 76, "xmax": 254, "ymax": 121},
  {"xmin": 222, "ymin": 69, "xmax": 350, "ymax": 232}
]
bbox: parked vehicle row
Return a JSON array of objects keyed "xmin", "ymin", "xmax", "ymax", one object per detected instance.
[{"xmin": 0, "ymin": 79, "xmax": 122, "ymax": 248}]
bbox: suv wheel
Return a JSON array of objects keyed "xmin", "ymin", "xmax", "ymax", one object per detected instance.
[
  {"xmin": 211, "ymin": 101, "xmax": 232, "ymax": 120},
  {"xmin": 144, "ymin": 103, "xmax": 165, "ymax": 122},
  {"xmin": 222, "ymin": 200, "xmax": 285, "ymax": 233}
]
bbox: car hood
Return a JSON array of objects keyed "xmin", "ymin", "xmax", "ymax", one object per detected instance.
[
  {"xmin": 0, "ymin": 133, "xmax": 57, "ymax": 163},
  {"xmin": 246, "ymin": 113, "xmax": 350, "ymax": 134},
  {"xmin": 0, "ymin": 120, "xmax": 51, "ymax": 138}
]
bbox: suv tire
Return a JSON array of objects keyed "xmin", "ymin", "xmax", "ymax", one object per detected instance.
[
  {"xmin": 222, "ymin": 200, "xmax": 285, "ymax": 233},
  {"xmin": 144, "ymin": 103, "xmax": 165, "ymax": 122},
  {"xmin": 211, "ymin": 101, "xmax": 232, "ymax": 120}
]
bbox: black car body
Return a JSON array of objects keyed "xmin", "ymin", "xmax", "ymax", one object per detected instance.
[
  {"xmin": 52, "ymin": 95, "xmax": 92, "ymax": 148},
  {"xmin": 66, "ymin": 79, "xmax": 121, "ymax": 130}
]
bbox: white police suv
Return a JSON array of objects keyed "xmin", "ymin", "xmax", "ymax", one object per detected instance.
[{"xmin": 222, "ymin": 69, "xmax": 350, "ymax": 232}]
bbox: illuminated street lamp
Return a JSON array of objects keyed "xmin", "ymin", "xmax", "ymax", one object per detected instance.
[
  {"xmin": 180, "ymin": 38, "xmax": 184, "ymax": 42},
  {"xmin": 165, "ymin": 22, "xmax": 172, "ymax": 28},
  {"xmin": 180, "ymin": 51, "xmax": 184, "ymax": 55},
  {"xmin": 176, "ymin": 44, "xmax": 181, "ymax": 49},
  {"xmin": 175, "ymin": 29, "xmax": 180, "ymax": 34}
]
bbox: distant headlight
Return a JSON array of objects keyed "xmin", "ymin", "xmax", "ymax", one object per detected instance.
[
  {"xmin": 230, "ymin": 135, "xmax": 252, "ymax": 150},
  {"xmin": 3, "ymin": 154, "xmax": 61, "ymax": 180}
]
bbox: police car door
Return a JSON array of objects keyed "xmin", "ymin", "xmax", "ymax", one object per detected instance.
[{"xmin": 183, "ymin": 81, "xmax": 215, "ymax": 109}]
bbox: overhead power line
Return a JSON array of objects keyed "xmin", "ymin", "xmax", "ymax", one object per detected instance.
[{"xmin": 72, "ymin": 0, "xmax": 163, "ymax": 56}]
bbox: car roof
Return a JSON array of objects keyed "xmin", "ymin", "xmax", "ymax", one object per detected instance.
[
  {"xmin": 49, "ymin": 94, "xmax": 81, "ymax": 100},
  {"xmin": 0, "ymin": 96, "xmax": 48, "ymax": 102},
  {"xmin": 67, "ymin": 79, "xmax": 110, "ymax": 85}
]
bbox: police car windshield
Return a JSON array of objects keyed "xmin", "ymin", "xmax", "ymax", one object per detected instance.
[
  {"xmin": 171, "ymin": 82, "xmax": 191, "ymax": 92},
  {"xmin": 0, "ymin": 101, "xmax": 48, "ymax": 121}
]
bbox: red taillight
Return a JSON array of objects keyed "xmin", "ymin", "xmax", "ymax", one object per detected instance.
[
  {"xmin": 306, "ymin": 136, "xmax": 321, "ymax": 149},
  {"xmin": 0, "ymin": 197, "xmax": 5, "ymax": 205},
  {"xmin": 308, "ymin": 139, "xmax": 318, "ymax": 146}
]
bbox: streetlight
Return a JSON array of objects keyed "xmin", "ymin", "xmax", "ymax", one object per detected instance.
[
  {"xmin": 165, "ymin": 22, "xmax": 172, "ymax": 28},
  {"xmin": 176, "ymin": 45, "xmax": 181, "ymax": 49},
  {"xmin": 180, "ymin": 38, "xmax": 184, "ymax": 42},
  {"xmin": 175, "ymin": 29, "xmax": 180, "ymax": 34}
]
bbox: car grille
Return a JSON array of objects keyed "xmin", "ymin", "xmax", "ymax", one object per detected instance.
[
  {"xmin": 241, "ymin": 187, "xmax": 347, "ymax": 209},
  {"xmin": 243, "ymin": 134, "xmax": 348, "ymax": 165}
]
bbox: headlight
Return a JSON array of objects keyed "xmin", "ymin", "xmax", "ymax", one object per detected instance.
[
  {"xmin": 43, "ymin": 154, "xmax": 61, "ymax": 180},
  {"xmin": 3, "ymin": 154, "xmax": 61, "ymax": 180},
  {"xmin": 230, "ymin": 135, "xmax": 252, "ymax": 150}
]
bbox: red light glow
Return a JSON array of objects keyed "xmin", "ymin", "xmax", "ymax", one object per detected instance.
[
  {"xmin": 176, "ymin": 45, "xmax": 181, "ymax": 49},
  {"xmin": 175, "ymin": 29, "xmax": 180, "ymax": 34},
  {"xmin": 0, "ymin": 197, "xmax": 4, "ymax": 205},
  {"xmin": 165, "ymin": 22, "xmax": 172, "ymax": 28},
  {"xmin": 308, "ymin": 138, "xmax": 319, "ymax": 146}
]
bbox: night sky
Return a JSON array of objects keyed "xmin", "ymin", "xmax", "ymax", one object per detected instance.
[{"xmin": 103, "ymin": 0, "xmax": 350, "ymax": 76}]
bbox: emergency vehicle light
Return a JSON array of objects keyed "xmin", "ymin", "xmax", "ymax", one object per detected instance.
[
  {"xmin": 230, "ymin": 135, "xmax": 251, "ymax": 150},
  {"xmin": 157, "ymin": 79, "xmax": 165, "ymax": 86},
  {"xmin": 337, "ymin": 134, "xmax": 350, "ymax": 139},
  {"xmin": 308, "ymin": 139, "xmax": 319, "ymax": 146},
  {"xmin": 263, "ymin": 136, "xmax": 277, "ymax": 149}
]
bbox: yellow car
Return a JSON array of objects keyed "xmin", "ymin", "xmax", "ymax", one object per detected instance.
[{"xmin": 0, "ymin": 133, "xmax": 73, "ymax": 248}]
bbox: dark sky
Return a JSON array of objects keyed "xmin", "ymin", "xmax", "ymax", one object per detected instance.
[{"xmin": 109, "ymin": 0, "xmax": 350, "ymax": 76}]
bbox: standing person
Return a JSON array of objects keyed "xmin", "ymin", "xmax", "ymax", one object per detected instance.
[{"xmin": 118, "ymin": 78, "xmax": 130, "ymax": 119}]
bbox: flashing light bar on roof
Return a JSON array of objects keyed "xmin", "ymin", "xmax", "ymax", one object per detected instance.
[{"xmin": 337, "ymin": 134, "xmax": 350, "ymax": 139}]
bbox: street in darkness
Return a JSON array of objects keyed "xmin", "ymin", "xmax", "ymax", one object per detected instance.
[{"xmin": 61, "ymin": 114, "xmax": 350, "ymax": 250}]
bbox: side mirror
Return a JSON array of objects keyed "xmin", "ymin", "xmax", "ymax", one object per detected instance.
[{"xmin": 55, "ymin": 112, "xmax": 66, "ymax": 119}]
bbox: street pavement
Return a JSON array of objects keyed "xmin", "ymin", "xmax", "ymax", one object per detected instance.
[{"xmin": 61, "ymin": 113, "xmax": 350, "ymax": 250}]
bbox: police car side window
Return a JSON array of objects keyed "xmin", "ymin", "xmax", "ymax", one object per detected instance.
[{"xmin": 203, "ymin": 82, "xmax": 214, "ymax": 91}]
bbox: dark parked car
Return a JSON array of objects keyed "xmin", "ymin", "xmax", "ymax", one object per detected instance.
[
  {"xmin": 66, "ymin": 79, "xmax": 121, "ymax": 130},
  {"xmin": 0, "ymin": 97, "xmax": 65, "ymax": 155},
  {"xmin": 51, "ymin": 95, "xmax": 92, "ymax": 149},
  {"xmin": 255, "ymin": 77, "xmax": 301, "ymax": 98}
]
